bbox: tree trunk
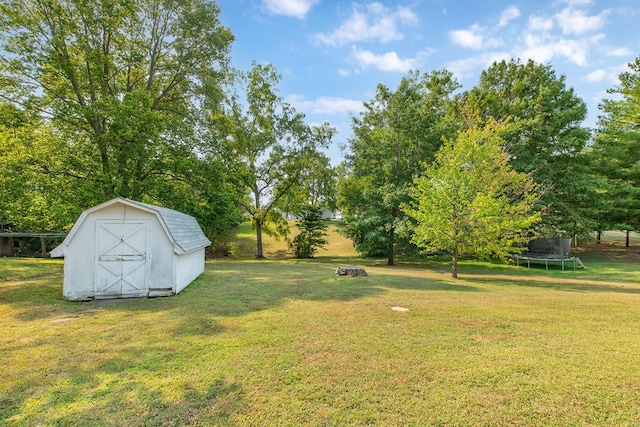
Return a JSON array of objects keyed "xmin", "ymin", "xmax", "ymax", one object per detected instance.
[
  {"xmin": 40, "ymin": 235, "xmax": 47, "ymax": 258},
  {"xmin": 451, "ymin": 246, "xmax": 458, "ymax": 278},
  {"xmin": 596, "ymin": 230, "xmax": 601, "ymax": 244},
  {"xmin": 626, "ymin": 230, "xmax": 630, "ymax": 248},
  {"xmin": 256, "ymin": 220, "xmax": 264, "ymax": 258},
  {"xmin": 387, "ymin": 227, "xmax": 395, "ymax": 266}
]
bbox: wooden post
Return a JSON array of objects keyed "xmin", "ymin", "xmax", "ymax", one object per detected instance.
[{"xmin": 40, "ymin": 235, "xmax": 47, "ymax": 258}]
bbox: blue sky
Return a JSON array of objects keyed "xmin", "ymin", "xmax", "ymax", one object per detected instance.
[{"xmin": 217, "ymin": 0, "xmax": 640, "ymax": 164}]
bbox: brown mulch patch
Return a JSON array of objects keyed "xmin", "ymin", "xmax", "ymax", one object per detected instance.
[{"xmin": 574, "ymin": 241, "xmax": 640, "ymax": 263}]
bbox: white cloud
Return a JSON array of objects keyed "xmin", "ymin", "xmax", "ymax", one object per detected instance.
[
  {"xmin": 351, "ymin": 47, "xmax": 416, "ymax": 72},
  {"xmin": 262, "ymin": 0, "xmax": 320, "ymax": 19},
  {"xmin": 608, "ymin": 47, "xmax": 633, "ymax": 57},
  {"xmin": 396, "ymin": 6, "xmax": 419, "ymax": 24},
  {"xmin": 314, "ymin": 2, "xmax": 418, "ymax": 46},
  {"xmin": 499, "ymin": 6, "xmax": 520, "ymax": 27},
  {"xmin": 446, "ymin": 52, "xmax": 511, "ymax": 80},
  {"xmin": 584, "ymin": 69, "xmax": 608, "ymax": 82},
  {"xmin": 449, "ymin": 26, "xmax": 484, "ymax": 49},
  {"xmin": 449, "ymin": 24, "xmax": 501, "ymax": 50},
  {"xmin": 449, "ymin": 6, "xmax": 518, "ymax": 51},
  {"xmin": 513, "ymin": 1, "xmax": 613, "ymax": 68},
  {"xmin": 528, "ymin": 16, "xmax": 554, "ymax": 32},
  {"xmin": 555, "ymin": 6, "xmax": 610, "ymax": 35},
  {"xmin": 287, "ymin": 95, "xmax": 365, "ymax": 115},
  {"xmin": 583, "ymin": 63, "xmax": 630, "ymax": 84},
  {"xmin": 423, "ymin": 0, "xmax": 622, "ymax": 102},
  {"xmin": 518, "ymin": 33, "xmax": 604, "ymax": 66},
  {"xmin": 562, "ymin": 0, "xmax": 593, "ymax": 6}
]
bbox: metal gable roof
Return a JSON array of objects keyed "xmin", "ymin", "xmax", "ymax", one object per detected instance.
[{"xmin": 125, "ymin": 199, "xmax": 211, "ymax": 254}]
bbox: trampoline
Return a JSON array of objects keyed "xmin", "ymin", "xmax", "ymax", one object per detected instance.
[
  {"xmin": 514, "ymin": 254, "xmax": 582, "ymax": 271},
  {"xmin": 515, "ymin": 237, "xmax": 585, "ymax": 271}
]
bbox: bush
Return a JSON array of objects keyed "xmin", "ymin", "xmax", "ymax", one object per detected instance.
[{"xmin": 290, "ymin": 206, "xmax": 328, "ymax": 258}]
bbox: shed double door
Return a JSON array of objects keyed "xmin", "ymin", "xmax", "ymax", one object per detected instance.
[{"xmin": 95, "ymin": 219, "xmax": 151, "ymax": 297}]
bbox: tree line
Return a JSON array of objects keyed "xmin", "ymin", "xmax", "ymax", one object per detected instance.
[
  {"xmin": 1, "ymin": 1, "xmax": 638, "ymax": 273},
  {"xmin": 343, "ymin": 57, "xmax": 640, "ymax": 274},
  {"xmin": 0, "ymin": 0, "xmax": 335, "ymax": 259}
]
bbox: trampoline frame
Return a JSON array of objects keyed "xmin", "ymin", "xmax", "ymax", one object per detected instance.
[{"xmin": 514, "ymin": 254, "xmax": 579, "ymax": 271}]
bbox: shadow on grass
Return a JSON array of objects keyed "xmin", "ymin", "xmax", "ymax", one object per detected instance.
[
  {"xmin": 1, "ymin": 339, "xmax": 245, "ymax": 426},
  {"xmin": 4, "ymin": 259, "xmax": 483, "ymax": 339},
  {"xmin": 2, "ymin": 282, "xmax": 248, "ymax": 425},
  {"xmin": 465, "ymin": 275, "xmax": 640, "ymax": 294},
  {"xmin": 3, "ymin": 256, "xmax": 639, "ymax": 424},
  {"xmin": 6, "ymin": 254, "xmax": 638, "ymax": 326}
]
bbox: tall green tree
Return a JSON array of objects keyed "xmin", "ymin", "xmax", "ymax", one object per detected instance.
[
  {"xmin": 591, "ymin": 56, "xmax": 640, "ymax": 243},
  {"xmin": 0, "ymin": 0, "xmax": 239, "ymax": 238},
  {"xmin": 467, "ymin": 59, "xmax": 597, "ymax": 237},
  {"xmin": 276, "ymin": 150, "xmax": 338, "ymax": 219},
  {"xmin": 210, "ymin": 63, "xmax": 334, "ymax": 258},
  {"xmin": 404, "ymin": 121, "xmax": 541, "ymax": 278},
  {"xmin": 289, "ymin": 205, "xmax": 329, "ymax": 258},
  {"xmin": 340, "ymin": 69, "xmax": 460, "ymax": 264},
  {"xmin": 0, "ymin": 103, "xmax": 82, "ymax": 232}
]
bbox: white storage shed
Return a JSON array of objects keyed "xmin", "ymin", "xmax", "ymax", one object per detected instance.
[{"xmin": 51, "ymin": 197, "xmax": 211, "ymax": 301}]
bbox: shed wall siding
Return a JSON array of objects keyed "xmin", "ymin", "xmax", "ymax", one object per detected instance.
[
  {"xmin": 148, "ymin": 220, "xmax": 174, "ymax": 290},
  {"xmin": 174, "ymin": 248, "xmax": 206, "ymax": 294}
]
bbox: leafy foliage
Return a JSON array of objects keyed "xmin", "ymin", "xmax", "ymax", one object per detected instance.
[
  {"xmin": 467, "ymin": 59, "xmax": 597, "ymax": 237},
  {"xmin": 404, "ymin": 120, "xmax": 541, "ymax": 278},
  {"xmin": 0, "ymin": 0, "xmax": 241, "ymax": 240},
  {"xmin": 0, "ymin": 103, "xmax": 85, "ymax": 231},
  {"xmin": 592, "ymin": 56, "xmax": 640, "ymax": 237},
  {"xmin": 210, "ymin": 62, "xmax": 334, "ymax": 258},
  {"xmin": 1, "ymin": 0, "xmax": 233, "ymax": 197},
  {"xmin": 276, "ymin": 150, "xmax": 338, "ymax": 218},
  {"xmin": 289, "ymin": 206, "xmax": 329, "ymax": 258},
  {"xmin": 340, "ymin": 69, "xmax": 460, "ymax": 264}
]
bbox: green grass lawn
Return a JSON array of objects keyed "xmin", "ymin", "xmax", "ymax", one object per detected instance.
[{"xmin": 2, "ymin": 225, "xmax": 640, "ymax": 425}]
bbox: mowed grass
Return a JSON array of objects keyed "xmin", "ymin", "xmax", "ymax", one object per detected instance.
[{"xmin": 2, "ymin": 225, "xmax": 640, "ymax": 425}]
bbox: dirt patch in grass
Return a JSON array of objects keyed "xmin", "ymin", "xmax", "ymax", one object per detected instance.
[
  {"xmin": 575, "ymin": 241, "xmax": 640, "ymax": 263},
  {"xmin": 50, "ymin": 317, "xmax": 79, "ymax": 323},
  {"xmin": 84, "ymin": 297, "xmax": 147, "ymax": 306}
]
